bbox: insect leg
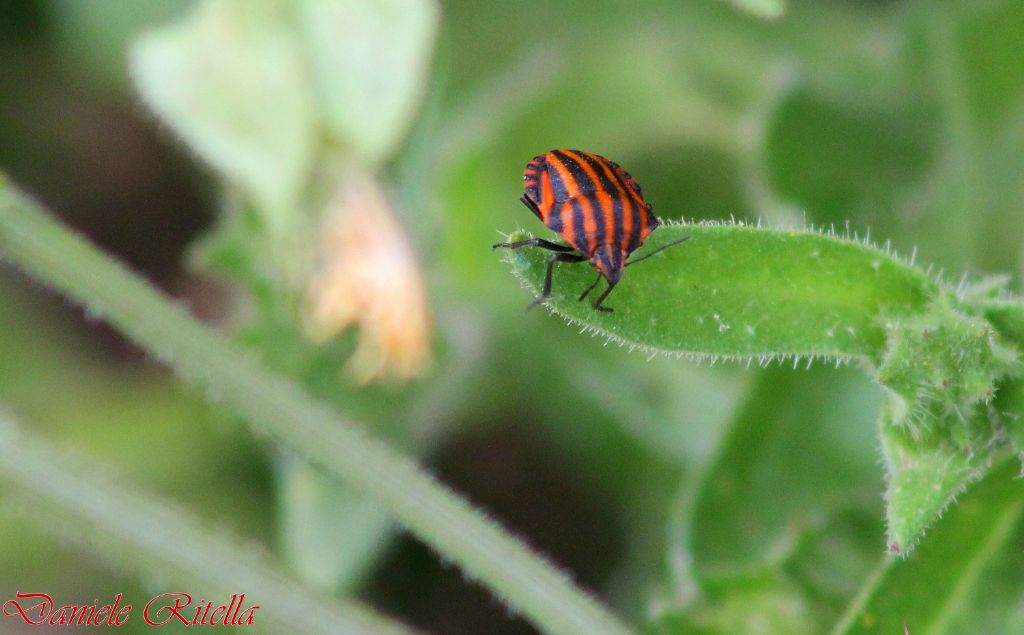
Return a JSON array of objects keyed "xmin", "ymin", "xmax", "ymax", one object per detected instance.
[
  {"xmin": 527, "ymin": 252, "xmax": 586, "ymax": 311},
  {"xmin": 520, "ymin": 194, "xmax": 544, "ymax": 220},
  {"xmin": 493, "ymin": 237, "xmax": 575, "ymax": 252},
  {"xmin": 578, "ymin": 271, "xmax": 603, "ymax": 302},
  {"xmin": 591, "ymin": 280, "xmax": 618, "ymax": 313}
]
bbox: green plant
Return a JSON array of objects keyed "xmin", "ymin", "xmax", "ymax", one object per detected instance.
[
  {"xmin": 504, "ymin": 222, "xmax": 1024, "ymax": 553},
  {"xmin": 2, "ymin": 0, "xmax": 1024, "ymax": 633}
]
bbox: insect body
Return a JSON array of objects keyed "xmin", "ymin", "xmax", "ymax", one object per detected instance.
[{"xmin": 494, "ymin": 149, "xmax": 687, "ymax": 312}]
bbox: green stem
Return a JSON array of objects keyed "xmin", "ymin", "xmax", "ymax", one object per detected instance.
[
  {"xmin": 827, "ymin": 557, "xmax": 895, "ymax": 635},
  {"xmin": 921, "ymin": 500, "xmax": 1024, "ymax": 634},
  {"xmin": 0, "ymin": 178, "xmax": 636, "ymax": 635},
  {"xmin": 829, "ymin": 459, "xmax": 1024, "ymax": 634},
  {"xmin": 0, "ymin": 413, "xmax": 417, "ymax": 635}
]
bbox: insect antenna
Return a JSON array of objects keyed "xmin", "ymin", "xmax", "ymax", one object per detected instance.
[{"xmin": 625, "ymin": 236, "xmax": 690, "ymax": 267}]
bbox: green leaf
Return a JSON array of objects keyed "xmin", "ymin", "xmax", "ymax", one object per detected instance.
[
  {"xmin": 688, "ymin": 367, "xmax": 881, "ymax": 577},
  {"xmin": 657, "ymin": 583, "xmax": 816, "ymax": 635},
  {"xmin": 999, "ymin": 378, "xmax": 1024, "ymax": 455},
  {"xmin": 504, "ymin": 222, "xmax": 1022, "ymax": 555},
  {"xmin": 876, "ymin": 298, "xmax": 1019, "ymax": 435},
  {"xmin": 967, "ymin": 291, "xmax": 1024, "ymax": 452},
  {"xmin": 277, "ymin": 456, "xmax": 393, "ymax": 591},
  {"xmin": 875, "ymin": 298, "xmax": 1020, "ymax": 553},
  {"xmin": 983, "ymin": 299, "xmax": 1024, "ymax": 347},
  {"xmin": 832, "ymin": 459, "xmax": 1024, "ymax": 635},
  {"xmin": 298, "ymin": 0, "xmax": 439, "ymax": 164},
  {"xmin": 501, "ymin": 223, "xmax": 936, "ymax": 361},
  {"xmin": 654, "ymin": 368, "xmax": 883, "ymax": 633},
  {"xmin": 877, "ymin": 408, "xmax": 988, "ymax": 557},
  {"xmin": 130, "ymin": 0, "xmax": 315, "ymax": 231}
]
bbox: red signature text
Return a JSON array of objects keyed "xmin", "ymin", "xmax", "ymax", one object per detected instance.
[
  {"xmin": 3, "ymin": 591, "xmax": 259, "ymax": 627},
  {"xmin": 144, "ymin": 593, "xmax": 259, "ymax": 626},
  {"xmin": 2, "ymin": 592, "xmax": 132, "ymax": 626}
]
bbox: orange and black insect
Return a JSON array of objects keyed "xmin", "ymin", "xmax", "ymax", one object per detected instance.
[{"xmin": 493, "ymin": 149, "xmax": 688, "ymax": 312}]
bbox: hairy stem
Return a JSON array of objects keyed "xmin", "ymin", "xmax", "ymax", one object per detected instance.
[
  {"xmin": 0, "ymin": 413, "xmax": 417, "ymax": 635},
  {"xmin": 0, "ymin": 178, "xmax": 636, "ymax": 635}
]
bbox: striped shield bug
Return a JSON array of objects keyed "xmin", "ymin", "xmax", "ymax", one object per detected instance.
[{"xmin": 494, "ymin": 149, "xmax": 688, "ymax": 312}]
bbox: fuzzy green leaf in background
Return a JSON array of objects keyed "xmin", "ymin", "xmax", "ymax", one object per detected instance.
[
  {"xmin": 687, "ymin": 367, "xmax": 880, "ymax": 575},
  {"xmin": 654, "ymin": 367, "xmax": 882, "ymax": 632},
  {"xmin": 833, "ymin": 460, "xmax": 1024, "ymax": 634},
  {"xmin": 131, "ymin": 0, "xmax": 315, "ymax": 232},
  {"xmin": 720, "ymin": 0, "xmax": 786, "ymax": 21},
  {"xmin": 299, "ymin": 0, "xmax": 440, "ymax": 164},
  {"xmin": 131, "ymin": 0, "xmax": 443, "ymax": 596}
]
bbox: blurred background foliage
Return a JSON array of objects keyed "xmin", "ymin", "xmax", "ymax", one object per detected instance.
[{"xmin": 0, "ymin": 0, "xmax": 1022, "ymax": 633}]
